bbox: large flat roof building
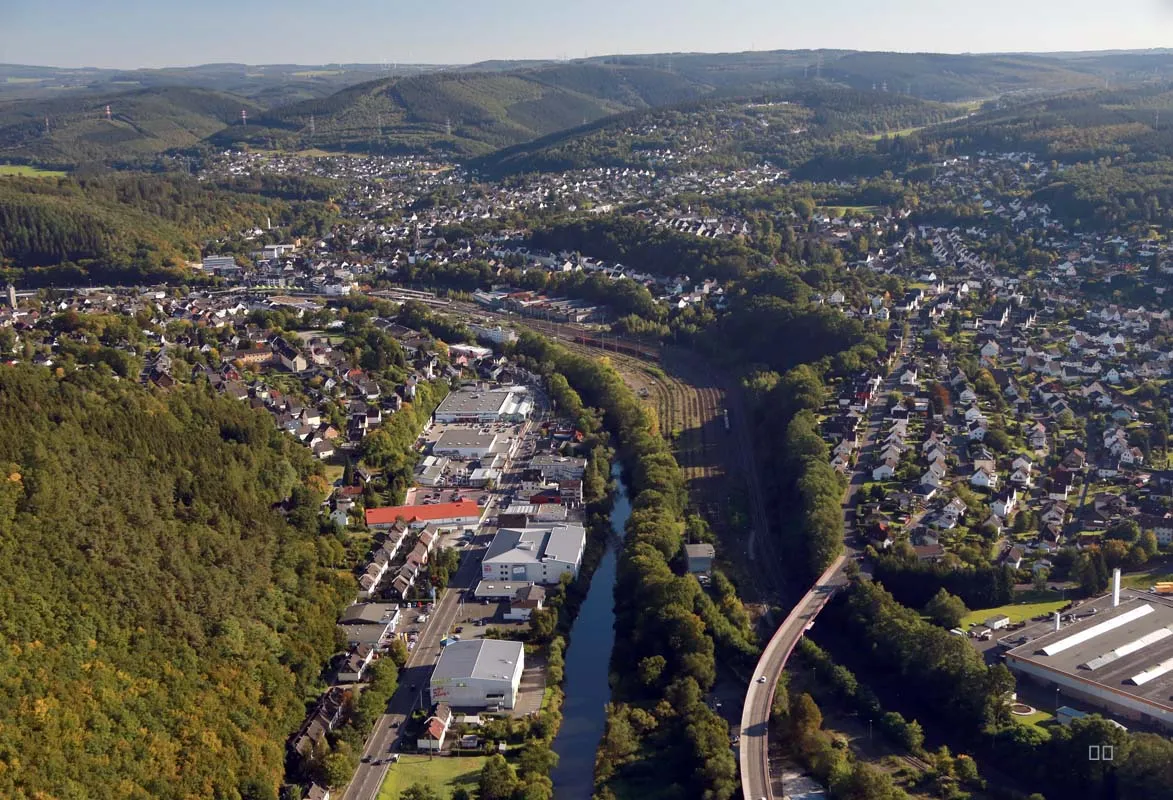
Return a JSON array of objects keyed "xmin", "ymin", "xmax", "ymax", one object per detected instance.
[
  {"xmin": 434, "ymin": 386, "xmax": 532, "ymax": 423},
  {"xmin": 1004, "ymin": 586, "xmax": 1173, "ymax": 730},
  {"xmin": 481, "ymin": 524, "xmax": 586, "ymax": 585},
  {"xmin": 429, "ymin": 639, "xmax": 525, "ymax": 710},
  {"xmin": 433, "ymin": 429, "xmax": 501, "ymax": 459}
]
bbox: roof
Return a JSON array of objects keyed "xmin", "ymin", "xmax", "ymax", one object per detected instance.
[
  {"xmin": 431, "ymin": 639, "xmax": 524, "ymax": 683},
  {"xmin": 685, "ymin": 543, "xmax": 716, "ymax": 559},
  {"xmin": 338, "ymin": 603, "xmax": 397, "ymax": 625},
  {"xmin": 366, "ymin": 500, "xmax": 481, "ymax": 526},
  {"xmin": 1004, "ymin": 593, "xmax": 1173, "ymax": 715},
  {"xmin": 435, "ymin": 386, "xmax": 528, "ymax": 418},
  {"xmin": 434, "ymin": 429, "xmax": 499, "ymax": 451},
  {"xmin": 483, "ymin": 525, "xmax": 586, "ymax": 566}
]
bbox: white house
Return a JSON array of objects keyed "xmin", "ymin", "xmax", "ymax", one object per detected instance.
[{"xmin": 970, "ymin": 468, "xmax": 998, "ymax": 489}]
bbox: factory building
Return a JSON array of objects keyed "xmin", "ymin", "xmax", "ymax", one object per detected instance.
[
  {"xmin": 429, "ymin": 639, "xmax": 525, "ymax": 710},
  {"xmin": 434, "ymin": 386, "xmax": 532, "ymax": 423},
  {"xmin": 481, "ymin": 524, "xmax": 587, "ymax": 585},
  {"xmin": 1003, "ymin": 570, "xmax": 1173, "ymax": 731}
]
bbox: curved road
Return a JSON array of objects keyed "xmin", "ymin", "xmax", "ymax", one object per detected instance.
[{"xmin": 739, "ymin": 555, "xmax": 848, "ymax": 798}]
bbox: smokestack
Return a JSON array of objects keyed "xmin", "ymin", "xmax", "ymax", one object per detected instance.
[
  {"xmin": 1113, "ymin": 568, "xmax": 1122, "ymax": 608},
  {"xmin": 1054, "ymin": 611, "xmax": 1061, "ymax": 632}
]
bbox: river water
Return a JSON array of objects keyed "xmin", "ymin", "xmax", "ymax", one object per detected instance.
[{"xmin": 550, "ymin": 464, "xmax": 632, "ymax": 798}]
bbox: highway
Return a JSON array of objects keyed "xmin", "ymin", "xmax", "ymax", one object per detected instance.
[{"xmin": 738, "ymin": 349, "xmax": 906, "ymax": 800}]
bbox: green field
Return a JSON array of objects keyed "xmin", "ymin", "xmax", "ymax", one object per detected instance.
[
  {"xmin": 960, "ymin": 592, "xmax": 1067, "ymax": 628},
  {"xmin": 378, "ymin": 755, "xmax": 488, "ymax": 800},
  {"xmin": 0, "ymin": 164, "xmax": 66, "ymax": 177},
  {"xmin": 1121, "ymin": 567, "xmax": 1173, "ymax": 590}
]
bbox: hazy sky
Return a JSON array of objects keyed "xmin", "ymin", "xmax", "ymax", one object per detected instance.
[{"xmin": 4, "ymin": 0, "xmax": 1173, "ymax": 69}]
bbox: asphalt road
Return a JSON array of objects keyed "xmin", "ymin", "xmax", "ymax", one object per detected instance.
[{"xmin": 341, "ymin": 534, "xmax": 487, "ymax": 800}]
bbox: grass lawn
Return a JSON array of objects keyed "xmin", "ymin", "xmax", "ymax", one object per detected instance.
[
  {"xmin": 0, "ymin": 164, "xmax": 66, "ymax": 177},
  {"xmin": 378, "ymin": 754, "xmax": 488, "ymax": 800},
  {"xmin": 960, "ymin": 591, "xmax": 1067, "ymax": 628},
  {"xmin": 323, "ymin": 463, "xmax": 346, "ymax": 484},
  {"xmin": 1121, "ymin": 567, "xmax": 1173, "ymax": 590},
  {"xmin": 1013, "ymin": 707, "xmax": 1055, "ymax": 735}
]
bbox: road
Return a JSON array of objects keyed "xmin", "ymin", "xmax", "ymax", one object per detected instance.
[
  {"xmin": 739, "ymin": 555, "xmax": 848, "ymax": 798},
  {"xmin": 739, "ymin": 350, "xmax": 906, "ymax": 800},
  {"xmin": 341, "ymin": 529, "xmax": 488, "ymax": 800}
]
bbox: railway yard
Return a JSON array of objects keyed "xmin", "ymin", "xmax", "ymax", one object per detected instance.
[{"xmin": 492, "ymin": 314, "xmax": 784, "ymax": 602}]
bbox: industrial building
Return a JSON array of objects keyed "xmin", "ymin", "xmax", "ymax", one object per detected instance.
[
  {"xmin": 1003, "ymin": 570, "xmax": 1173, "ymax": 731},
  {"xmin": 429, "ymin": 639, "xmax": 525, "ymax": 710},
  {"xmin": 481, "ymin": 524, "xmax": 587, "ymax": 585},
  {"xmin": 434, "ymin": 386, "xmax": 532, "ymax": 423},
  {"xmin": 433, "ymin": 429, "xmax": 502, "ymax": 459}
]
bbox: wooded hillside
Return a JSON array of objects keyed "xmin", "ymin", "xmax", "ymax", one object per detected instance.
[{"xmin": 0, "ymin": 366, "xmax": 347, "ymax": 799}]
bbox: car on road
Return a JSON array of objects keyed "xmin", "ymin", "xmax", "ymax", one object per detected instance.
[
  {"xmin": 455, "ymin": 626, "xmax": 463, "ymax": 633},
  {"xmin": 757, "ymin": 676, "xmax": 767, "ymax": 683}
]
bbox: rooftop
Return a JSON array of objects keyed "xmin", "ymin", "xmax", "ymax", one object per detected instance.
[
  {"xmin": 366, "ymin": 499, "xmax": 482, "ymax": 526},
  {"xmin": 434, "ymin": 429, "xmax": 500, "ymax": 450},
  {"xmin": 483, "ymin": 524, "xmax": 586, "ymax": 566},
  {"xmin": 435, "ymin": 386, "xmax": 529, "ymax": 417},
  {"xmin": 1004, "ymin": 592, "xmax": 1173, "ymax": 715},
  {"xmin": 431, "ymin": 639, "xmax": 524, "ymax": 683}
]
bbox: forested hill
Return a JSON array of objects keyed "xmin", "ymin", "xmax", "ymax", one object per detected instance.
[
  {"xmin": 0, "ymin": 366, "xmax": 347, "ymax": 799},
  {"xmin": 0, "ymin": 173, "xmax": 336, "ymax": 286},
  {"xmin": 207, "ymin": 64, "xmax": 711, "ymax": 156},
  {"xmin": 473, "ymin": 89, "xmax": 955, "ymax": 176},
  {"xmin": 0, "ymin": 86, "xmax": 267, "ymax": 167}
]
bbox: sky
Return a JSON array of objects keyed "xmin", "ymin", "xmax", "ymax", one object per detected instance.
[{"xmin": 4, "ymin": 0, "xmax": 1173, "ymax": 69}]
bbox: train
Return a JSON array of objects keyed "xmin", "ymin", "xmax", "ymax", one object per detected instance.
[{"xmin": 723, "ymin": 408, "xmax": 730, "ymax": 433}]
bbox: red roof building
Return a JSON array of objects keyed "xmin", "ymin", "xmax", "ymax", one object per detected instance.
[{"xmin": 366, "ymin": 500, "xmax": 482, "ymax": 530}]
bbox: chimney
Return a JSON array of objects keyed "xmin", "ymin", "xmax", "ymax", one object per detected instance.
[
  {"xmin": 1113, "ymin": 568, "xmax": 1122, "ymax": 608},
  {"xmin": 1054, "ymin": 611, "xmax": 1061, "ymax": 632}
]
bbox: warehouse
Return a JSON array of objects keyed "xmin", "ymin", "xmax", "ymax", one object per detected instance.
[
  {"xmin": 429, "ymin": 639, "xmax": 525, "ymax": 710},
  {"xmin": 481, "ymin": 524, "xmax": 586, "ymax": 585},
  {"xmin": 434, "ymin": 386, "xmax": 532, "ymax": 423},
  {"xmin": 1003, "ymin": 576, "xmax": 1173, "ymax": 731},
  {"xmin": 433, "ymin": 429, "xmax": 501, "ymax": 459}
]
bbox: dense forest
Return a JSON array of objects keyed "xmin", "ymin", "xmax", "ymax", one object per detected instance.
[
  {"xmin": 0, "ymin": 173, "xmax": 336, "ymax": 285},
  {"xmin": 0, "ymin": 366, "xmax": 347, "ymax": 799}
]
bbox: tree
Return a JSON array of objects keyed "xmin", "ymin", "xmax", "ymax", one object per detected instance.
[
  {"xmin": 324, "ymin": 750, "xmax": 357, "ymax": 789},
  {"xmin": 924, "ymin": 588, "xmax": 968, "ymax": 629},
  {"xmin": 1033, "ymin": 568, "xmax": 1050, "ymax": 592},
  {"xmin": 388, "ymin": 638, "xmax": 409, "ymax": 668},
  {"xmin": 517, "ymin": 740, "xmax": 559, "ymax": 779},
  {"xmin": 478, "ymin": 754, "xmax": 520, "ymax": 800},
  {"xmin": 450, "ymin": 790, "xmax": 472, "ymax": 800},
  {"xmin": 399, "ymin": 784, "xmax": 441, "ymax": 800},
  {"xmin": 789, "ymin": 692, "xmax": 823, "ymax": 748}
]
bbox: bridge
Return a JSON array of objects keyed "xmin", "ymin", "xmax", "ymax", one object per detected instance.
[{"xmin": 739, "ymin": 556, "xmax": 849, "ymax": 799}]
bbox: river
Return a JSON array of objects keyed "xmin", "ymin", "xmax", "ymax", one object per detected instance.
[{"xmin": 550, "ymin": 464, "xmax": 632, "ymax": 799}]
